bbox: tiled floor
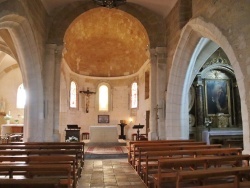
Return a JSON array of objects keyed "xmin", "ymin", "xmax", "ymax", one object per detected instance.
[{"xmin": 77, "ymin": 158, "xmax": 147, "ymax": 188}]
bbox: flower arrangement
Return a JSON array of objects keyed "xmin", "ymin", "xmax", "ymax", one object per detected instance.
[
  {"xmin": 66, "ymin": 136, "xmax": 78, "ymax": 142},
  {"xmin": 4, "ymin": 114, "xmax": 12, "ymax": 120}
]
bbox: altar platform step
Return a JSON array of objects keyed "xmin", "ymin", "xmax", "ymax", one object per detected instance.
[
  {"xmin": 84, "ymin": 152, "xmax": 128, "ymax": 159},
  {"xmin": 83, "ymin": 139, "xmax": 127, "ymax": 147}
]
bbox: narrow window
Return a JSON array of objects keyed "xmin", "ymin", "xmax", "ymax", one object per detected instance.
[
  {"xmin": 16, "ymin": 84, "xmax": 26, "ymax": 109},
  {"xmin": 131, "ymin": 82, "xmax": 138, "ymax": 108},
  {"xmin": 145, "ymin": 71, "xmax": 150, "ymax": 99},
  {"xmin": 70, "ymin": 81, "xmax": 77, "ymax": 108},
  {"xmin": 99, "ymin": 85, "xmax": 109, "ymax": 111}
]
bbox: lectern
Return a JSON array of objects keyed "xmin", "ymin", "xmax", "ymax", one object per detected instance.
[
  {"xmin": 118, "ymin": 123, "xmax": 127, "ymax": 139},
  {"xmin": 132, "ymin": 124, "xmax": 144, "ymax": 141},
  {"xmin": 65, "ymin": 124, "xmax": 81, "ymax": 142}
]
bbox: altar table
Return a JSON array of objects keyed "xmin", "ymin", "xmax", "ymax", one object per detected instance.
[
  {"xmin": 89, "ymin": 126, "xmax": 118, "ymax": 143},
  {"xmin": 1, "ymin": 124, "xmax": 24, "ymax": 135},
  {"xmin": 202, "ymin": 129, "xmax": 243, "ymax": 145}
]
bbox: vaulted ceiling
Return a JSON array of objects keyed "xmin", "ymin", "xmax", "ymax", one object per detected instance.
[{"xmin": 63, "ymin": 7, "xmax": 150, "ymax": 77}]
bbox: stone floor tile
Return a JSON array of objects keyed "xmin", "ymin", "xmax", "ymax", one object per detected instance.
[{"xmin": 77, "ymin": 158, "xmax": 147, "ymax": 188}]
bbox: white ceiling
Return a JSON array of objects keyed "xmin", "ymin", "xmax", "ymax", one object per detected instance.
[{"xmin": 41, "ymin": 0, "xmax": 177, "ymax": 18}]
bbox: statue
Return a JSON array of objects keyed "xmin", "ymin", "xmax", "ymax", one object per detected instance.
[{"xmin": 0, "ymin": 97, "xmax": 5, "ymax": 114}]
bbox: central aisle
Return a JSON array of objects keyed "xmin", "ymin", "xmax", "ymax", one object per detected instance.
[
  {"xmin": 77, "ymin": 159, "xmax": 147, "ymax": 188},
  {"xmin": 79, "ymin": 139, "xmax": 147, "ymax": 187}
]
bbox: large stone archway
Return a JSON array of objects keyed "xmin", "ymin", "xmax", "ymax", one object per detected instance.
[
  {"xmin": 165, "ymin": 17, "xmax": 248, "ymax": 153},
  {"xmin": 0, "ymin": 15, "xmax": 44, "ymax": 141}
]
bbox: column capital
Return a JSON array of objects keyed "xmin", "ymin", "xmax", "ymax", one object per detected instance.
[{"xmin": 149, "ymin": 47, "xmax": 167, "ymax": 64}]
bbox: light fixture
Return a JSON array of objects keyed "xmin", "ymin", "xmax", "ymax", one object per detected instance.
[
  {"xmin": 129, "ymin": 117, "xmax": 133, "ymax": 123},
  {"xmin": 93, "ymin": 0, "xmax": 126, "ymax": 8}
]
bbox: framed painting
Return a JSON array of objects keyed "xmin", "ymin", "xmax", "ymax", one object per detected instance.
[
  {"xmin": 98, "ymin": 115, "xmax": 109, "ymax": 123},
  {"xmin": 205, "ymin": 79, "xmax": 230, "ymax": 115}
]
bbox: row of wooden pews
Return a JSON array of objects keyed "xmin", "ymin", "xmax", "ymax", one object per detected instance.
[
  {"xmin": 0, "ymin": 141, "xmax": 85, "ymax": 188},
  {"xmin": 128, "ymin": 139, "xmax": 249, "ymax": 188}
]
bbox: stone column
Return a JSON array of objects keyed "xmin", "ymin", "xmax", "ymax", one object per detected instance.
[
  {"xmin": 148, "ymin": 49, "xmax": 157, "ymax": 140},
  {"xmin": 53, "ymin": 46, "xmax": 63, "ymax": 141},
  {"xmin": 195, "ymin": 75, "xmax": 204, "ymax": 141},
  {"xmin": 195, "ymin": 75, "xmax": 204, "ymax": 126},
  {"xmin": 233, "ymin": 83, "xmax": 242, "ymax": 127},
  {"xmin": 43, "ymin": 44, "xmax": 62, "ymax": 141},
  {"xmin": 148, "ymin": 47, "xmax": 167, "ymax": 140},
  {"xmin": 155, "ymin": 47, "xmax": 167, "ymax": 139}
]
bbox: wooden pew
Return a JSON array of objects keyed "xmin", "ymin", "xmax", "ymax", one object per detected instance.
[
  {"xmin": 0, "ymin": 149, "xmax": 83, "ymax": 178},
  {"xmin": 0, "ymin": 164, "xmax": 72, "ymax": 188},
  {"xmin": 0, "ymin": 178, "xmax": 61, "ymax": 188},
  {"xmin": 153, "ymin": 155, "xmax": 250, "ymax": 188},
  {"xmin": 0, "ymin": 142, "xmax": 84, "ymax": 188},
  {"xmin": 3, "ymin": 141, "xmax": 85, "ymax": 150},
  {"xmin": 135, "ymin": 144, "xmax": 222, "ymax": 173},
  {"xmin": 129, "ymin": 141, "xmax": 206, "ymax": 165},
  {"xmin": 128, "ymin": 140, "xmax": 196, "ymax": 162},
  {"xmin": 1, "ymin": 142, "xmax": 85, "ymax": 157},
  {"xmin": 143, "ymin": 147, "xmax": 243, "ymax": 186},
  {"xmin": 0, "ymin": 143, "xmax": 84, "ymax": 174},
  {"xmin": 176, "ymin": 166, "xmax": 250, "ymax": 188},
  {"xmin": 0, "ymin": 155, "xmax": 78, "ymax": 188}
]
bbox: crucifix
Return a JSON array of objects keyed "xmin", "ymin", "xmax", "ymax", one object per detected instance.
[
  {"xmin": 79, "ymin": 88, "xmax": 96, "ymax": 113},
  {"xmin": 154, "ymin": 104, "xmax": 162, "ymax": 140}
]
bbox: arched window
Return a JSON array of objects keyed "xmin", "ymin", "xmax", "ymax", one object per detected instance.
[
  {"xmin": 16, "ymin": 84, "xmax": 26, "ymax": 109},
  {"xmin": 131, "ymin": 82, "xmax": 138, "ymax": 108},
  {"xmin": 99, "ymin": 84, "xmax": 109, "ymax": 111},
  {"xmin": 70, "ymin": 81, "xmax": 77, "ymax": 108}
]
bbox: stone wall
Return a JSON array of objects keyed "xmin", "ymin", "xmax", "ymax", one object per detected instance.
[{"xmin": 60, "ymin": 61, "xmax": 151, "ymax": 141}]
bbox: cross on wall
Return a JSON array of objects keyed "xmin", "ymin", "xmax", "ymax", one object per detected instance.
[{"xmin": 79, "ymin": 88, "xmax": 96, "ymax": 113}]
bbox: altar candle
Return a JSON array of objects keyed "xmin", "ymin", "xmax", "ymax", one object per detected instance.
[{"xmin": 9, "ymin": 111, "xmax": 10, "ymax": 115}]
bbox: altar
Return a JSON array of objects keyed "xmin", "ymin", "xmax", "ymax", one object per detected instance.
[
  {"xmin": 202, "ymin": 129, "xmax": 243, "ymax": 145},
  {"xmin": 89, "ymin": 126, "xmax": 118, "ymax": 143},
  {"xmin": 1, "ymin": 124, "xmax": 24, "ymax": 135}
]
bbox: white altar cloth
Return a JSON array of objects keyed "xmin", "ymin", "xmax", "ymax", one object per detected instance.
[{"xmin": 89, "ymin": 126, "xmax": 118, "ymax": 143}]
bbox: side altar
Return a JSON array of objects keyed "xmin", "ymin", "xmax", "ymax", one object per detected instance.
[
  {"xmin": 1, "ymin": 124, "xmax": 23, "ymax": 135},
  {"xmin": 89, "ymin": 126, "xmax": 118, "ymax": 143},
  {"xmin": 202, "ymin": 129, "xmax": 243, "ymax": 145}
]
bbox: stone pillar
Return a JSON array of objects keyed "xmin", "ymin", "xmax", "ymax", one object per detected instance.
[
  {"xmin": 43, "ymin": 44, "xmax": 62, "ymax": 141},
  {"xmin": 148, "ymin": 47, "xmax": 167, "ymax": 140},
  {"xmin": 195, "ymin": 81, "xmax": 204, "ymax": 126},
  {"xmin": 53, "ymin": 46, "xmax": 63, "ymax": 141},
  {"xmin": 233, "ymin": 83, "xmax": 242, "ymax": 127},
  {"xmin": 195, "ymin": 75, "xmax": 204, "ymax": 141},
  {"xmin": 155, "ymin": 47, "xmax": 167, "ymax": 139},
  {"xmin": 148, "ymin": 49, "xmax": 157, "ymax": 140}
]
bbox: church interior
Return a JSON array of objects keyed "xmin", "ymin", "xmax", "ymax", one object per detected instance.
[{"xmin": 0, "ymin": 0, "xmax": 250, "ymax": 187}]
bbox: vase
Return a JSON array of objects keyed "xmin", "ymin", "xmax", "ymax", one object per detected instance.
[{"xmin": 6, "ymin": 120, "xmax": 10, "ymax": 124}]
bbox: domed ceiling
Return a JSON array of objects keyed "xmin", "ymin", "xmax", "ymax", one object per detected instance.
[{"xmin": 64, "ymin": 7, "xmax": 150, "ymax": 77}]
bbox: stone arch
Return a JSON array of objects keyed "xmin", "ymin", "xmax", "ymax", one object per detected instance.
[
  {"xmin": 165, "ymin": 17, "xmax": 247, "ymax": 149},
  {"xmin": 0, "ymin": 14, "xmax": 44, "ymax": 141}
]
